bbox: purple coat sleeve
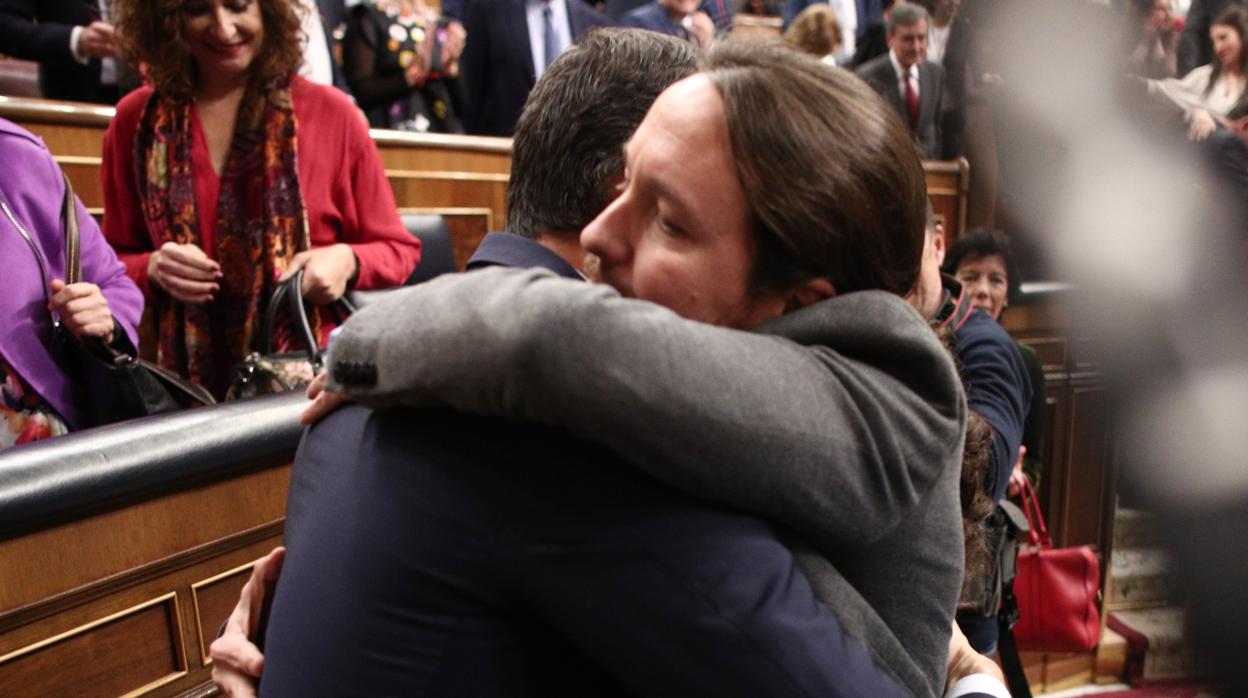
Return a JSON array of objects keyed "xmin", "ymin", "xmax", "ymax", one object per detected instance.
[{"xmin": 0, "ymin": 117, "xmax": 142, "ymax": 429}]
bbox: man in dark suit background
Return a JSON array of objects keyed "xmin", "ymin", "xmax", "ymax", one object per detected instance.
[
  {"xmin": 915, "ymin": 0, "xmax": 972, "ymax": 158},
  {"xmin": 298, "ymin": 0, "xmax": 353, "ymax": 96},
  {"xmin": 856, "ymin": 2, "xmax": 944, "ymax": 159},
  {"xmin": 0, "ymin": 0, "xmax": 125, "ymax": 103},
  {"xmin": 621, "ymin": 0, "xmax": 716, "ymax": 46},
  {"xmin": 606, "ymin": 0, "xmax": 732, "ymax": 31},
  {"xmin": 460, "ymin": 0, "xmax": 612, "ymax": 136}
]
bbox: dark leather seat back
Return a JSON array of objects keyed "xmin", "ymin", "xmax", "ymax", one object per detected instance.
[{"xmin": 402, "ymin": 213, "xmax": 458, "ymax": 285}]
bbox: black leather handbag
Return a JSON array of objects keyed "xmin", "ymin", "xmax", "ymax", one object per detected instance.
[
  {"xmin": 225, "ymin": 269, "xmax": 356, "ymax": 400},
  {"xmin": 42, "ymin": 175, "xmax": 215, "ymax": 427}
]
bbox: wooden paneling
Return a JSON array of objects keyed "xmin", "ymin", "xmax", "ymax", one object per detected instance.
[
  {"xmin": 190, "ymin": 564, "xmax": 253, "ymax": 666},
  {"xmin": 732, "ymin": 16, "xmax": 783, "ymax": 41},
  {"xmin": 0, "ymin": 464, "xmax": 289, "ymax": 616},
  {"xmin": 1058, "ymin": 384, "xmax": 1115, "ymax": 549},
  {"xmin": 0, "ymin": 594, "xmax": 187, "ymax": 698},
  {"xmin": 386, "ymin": 169, "xmax": 508, "ymax": 228},
  {"xmin": 927, "ymin": 157, "xmax": 971, "ymax": 242},
  {"xmin": 56, "ymin": 155, "xmax": 104, "ymax": 209}
]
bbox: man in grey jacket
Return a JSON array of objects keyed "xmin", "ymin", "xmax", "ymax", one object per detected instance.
[{"xmin": 216, "ymin": 36, "xmax": 1007, "ymax": 698}]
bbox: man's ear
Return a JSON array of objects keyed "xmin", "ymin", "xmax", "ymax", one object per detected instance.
[{"xmin": 784, "ymin": 278, "xmax": 837, "ymax": 313}]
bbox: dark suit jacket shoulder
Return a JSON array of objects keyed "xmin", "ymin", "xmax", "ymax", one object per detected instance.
[
  {"xmin": 0, "ymin": 0, "xmax": 102, "ymax": 101},
  {"xmin": 461, "ymin": 0, "xmax": 610, "ymax": 136},
  {"xmin": 621, "ymin": 2, "xmax": 680, "ymax": 34}
]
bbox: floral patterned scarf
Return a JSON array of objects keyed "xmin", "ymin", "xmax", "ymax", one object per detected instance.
[{"xmin": 134, "ymin": 82, "xmax": 315, "ymax": 398}]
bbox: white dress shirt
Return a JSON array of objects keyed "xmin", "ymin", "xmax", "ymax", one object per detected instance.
[
  {"xmin": 298, "ymin": 0, "xmax": 335, "ymax": 86},
  {"xmin": 829, "ymin": 0, "xmax": 857, "ymax": 66},
  {"xmin": 945, "ymin": 673, "xmax": 1012, "ymax": 698},
  {"xmin": 889, "ymin": 48, "xmax": 920, "ymax": 102},
  {"xmin": 928, "ymin": 21, "xmax": 951, "ymax": 65},
  {"xmin": 526, "ymin": 0, "xmax": 573, "ymax": 80},
  {"xmin": 69, "ymin": 0, "xmax": 117, "ymax": 85}
]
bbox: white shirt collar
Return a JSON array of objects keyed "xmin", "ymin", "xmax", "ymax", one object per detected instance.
[
  {"xmin": 526, "ymin": 0, "xmax": 573, "ymax": 80},
  {"xmin": 888, "ymin": 49, "xmax": 918, "ymax": 83}
]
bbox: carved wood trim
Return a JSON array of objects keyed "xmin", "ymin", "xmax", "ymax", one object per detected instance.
[
  {"xmin": 370, "ymin": 128, "xmax": 511, "ymax": 154},
  {"xmin": 385, "ymin": 169, "xmax": 509, "ymax": 183},
  {"xmin": 189, "ymin": 562, "xmax": 257, "ymax": 666},
  {"xmin": 0, "ymin": 592, "xmax": 190, "ymax": 697},
  {"xmin": 177, "ymin": 679, "xmax": 221, "ymax": 698},
  {"xmin": 0, "ymin": 95, "xmax": 115, "ymax": 126},
  {"xmin": 0, "ymin": 520, "xmax": 283, "ymax": 635}
]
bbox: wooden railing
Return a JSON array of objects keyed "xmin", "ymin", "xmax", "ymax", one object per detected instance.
[
  {"xmin": 0, "ymin": 96, "xmax": 510, "ymax": 270},
  {"xmin": 0, "ymin": 96, "xmax": 971, "ymax": 264},
  {"xmin": 0, "ymin": 393, "xmax": 305, "ymax": 697}
]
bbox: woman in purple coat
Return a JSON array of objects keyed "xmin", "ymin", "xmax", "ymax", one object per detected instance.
[{"xmin": 0, "ymin": 117, "xmax": 143, "ymax": 449}]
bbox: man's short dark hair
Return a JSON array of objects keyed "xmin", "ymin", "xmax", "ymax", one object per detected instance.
[
  {"xmin": 507, "ymin": 29, "xmax": 700, "ymax": 239},
  {"xmin": 887, "ymin": 3, "xmax": 929, "ymax": 34},
  {"xmin": 702, "ymin": 40, "xmax": 928, "ymax": 296}
]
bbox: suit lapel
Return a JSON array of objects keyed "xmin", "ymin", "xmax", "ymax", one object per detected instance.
[
  {"xmin": 919, "ymin": 63, "xmax": 937, "ymax": 125},
  {"xmin": 875, "ymin": 61, "xmax": 905, "ymax": 115}
]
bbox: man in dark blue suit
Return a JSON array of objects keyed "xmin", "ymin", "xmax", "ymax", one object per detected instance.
[
  {"xmin": 460, "ymin": 0, "xmax": 611, "ymax": 136},
  {"xmin": 621, "ymin": 0, "xmax": 716, "ymax": 46},
  {"xmin": 0, "ymin": 0, "xmax": 125, "ymax": 103}
]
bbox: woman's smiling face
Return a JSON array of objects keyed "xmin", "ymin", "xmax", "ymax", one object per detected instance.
[{"xmin": 181, "ymin": 0, "xmax": 265, "ymax": 85}]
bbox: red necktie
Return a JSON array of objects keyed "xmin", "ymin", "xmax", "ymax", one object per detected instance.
[{"xmin": 903, "ymin": 71, "xmax": 919, "ymax": 129}]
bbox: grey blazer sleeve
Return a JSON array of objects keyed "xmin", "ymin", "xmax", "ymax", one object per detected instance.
[{"xmin": 328, "ymin": 266, "xmax": 965, "ymax": 553}]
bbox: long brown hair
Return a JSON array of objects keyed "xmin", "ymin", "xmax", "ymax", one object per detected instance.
[
  {"xmin": 702, "ymin": 40, "xmax": 927, "ymax": 297},
  {"xmin": 1205, "ymin": 6, "xmax": 1248, "ymax": 98},
  {"xmin": 116, "ymin": 0, "xmax": 305, "ymax": 100}
]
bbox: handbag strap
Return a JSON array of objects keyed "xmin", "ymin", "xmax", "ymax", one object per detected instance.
[
  {"xmin": 61, "ymin": 173, "xmax": 81, "ymax": 285},
  {"xmin": 1017, "ymin": 475, "xmax": 1052, "ymax": 548},
  {"xmin": 996, "ymin": 596, "xmax": 1035, "ymax": 698},
  {"xmin": 260, "ymin": 269, "xmax": 322, "ymax": 366}
]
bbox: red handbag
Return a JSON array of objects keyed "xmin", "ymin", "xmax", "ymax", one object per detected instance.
[{"xmin": 1012, "ymin": 477, "xmax": 1102, "ymax": 652}]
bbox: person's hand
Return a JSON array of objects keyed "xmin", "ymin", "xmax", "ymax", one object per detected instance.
[
  {"xmin": 1008, "ymin": 445, "xmax": 1027, "ymax": 498},
  {"xmin": 946, "ymin": 620, "xmax": 1005, "ymax": 691},
  {"xmin": 688, "ymin": 12, "xmax": 715, "ymax": 48},
  {"xmin": 209, "ymin": 547, "xmax": 285, "ymax": 698},
  {"xmin": 49, "ymin": 279, "xmax": 114, "ymax": 344},
  {"xmin": 280, "ymin": 244, "xmax": 358, "ymax": 305},
  {"xmin": 79, "ymin": 21, "xmax": 120, "ymax": 59},
  {"xmin": 1188, "ymin": 109, "xmax": 1217, "ymax": 142},
  {"xmin": 442, "ymin": 21, "xmax": 467, "ymax": 77},
  {"xmin": 404, "ymin": 29, "xmax": 436, "ymax": 87},
  {"xmin": 148, "ymin": 241, "xmax": 221, "ymax": 304},
  {"xmin": 300, "ymin": 371, "xmax": 351, "ymax": 424}
]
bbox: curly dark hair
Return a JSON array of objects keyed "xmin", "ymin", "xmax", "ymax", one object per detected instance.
[
  {"xmin": 116, "ymin": 0, "xmax": 305, "ymax": 100},
  {"xmin": 959, "ymin": 411, "xmax": 995, "ymax": 592}
]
